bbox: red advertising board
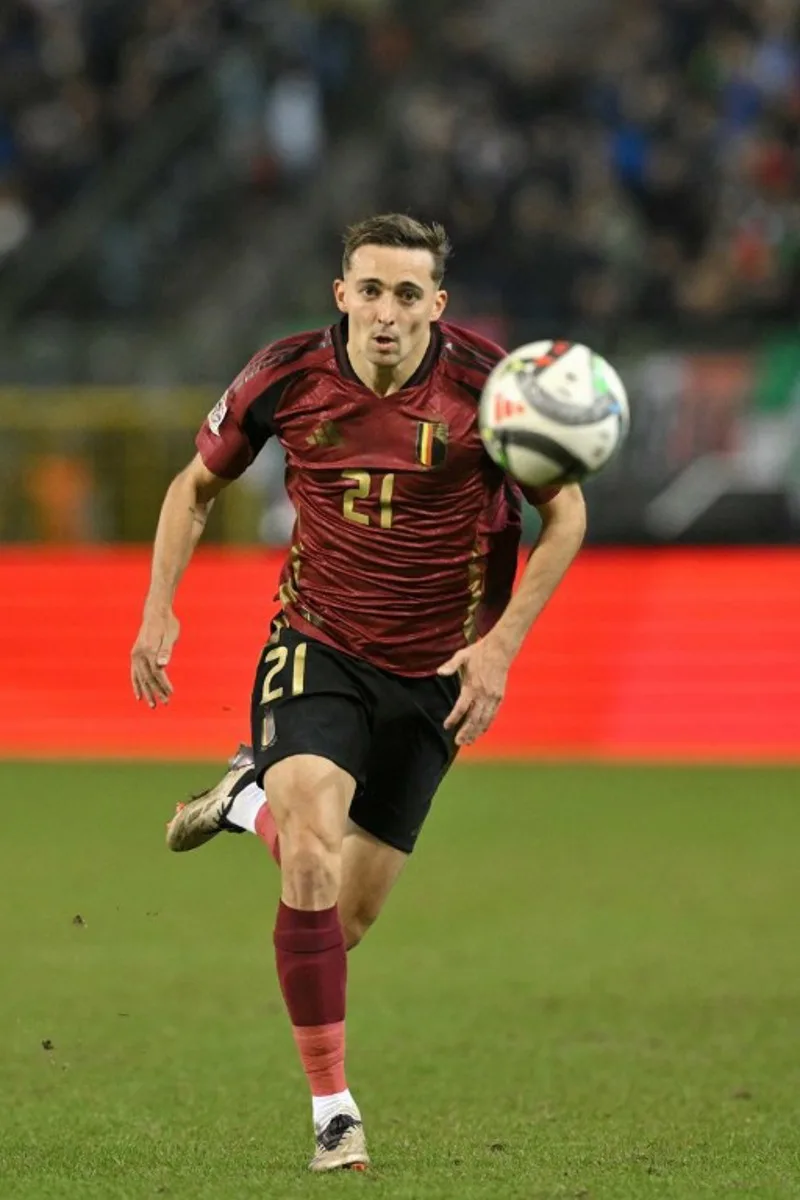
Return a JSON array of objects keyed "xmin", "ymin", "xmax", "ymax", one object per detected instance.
[{"xmin": 0, "ymin": 548, "xmax": 797, "ymax": 762}]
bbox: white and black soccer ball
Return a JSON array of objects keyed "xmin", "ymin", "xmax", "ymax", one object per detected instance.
[{"xmin": 479, "ymin": 340, "xmax": 630, "ymax": 487}]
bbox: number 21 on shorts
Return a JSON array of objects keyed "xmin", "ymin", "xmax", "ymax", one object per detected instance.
[{"xmin": 260, "ymin": 642, "xmax": 307, "ymax": 746}]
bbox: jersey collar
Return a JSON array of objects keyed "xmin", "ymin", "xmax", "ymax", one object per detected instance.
[{"xmin": 333, "ymin": 317, "xmax": 442, "ymax": 391}]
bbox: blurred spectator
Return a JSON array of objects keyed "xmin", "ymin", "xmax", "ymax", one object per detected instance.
[{"xmin": 264, "ymin": 59, "xmax": 325, "ymax": 181}]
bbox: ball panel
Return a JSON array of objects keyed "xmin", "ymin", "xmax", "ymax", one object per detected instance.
[
  {"xmin": 506, "ymin": 344, "xmax": 623, "ymax": 427},
  {"xmin": 499, "ymin": 427, "xmax": 588, "ymax": 480},
  {"xmin": 504, "ymin": 442, "xmax": 565, "ymax": 488},
  {"xmin": 479, "ymin": 339, "xmax": 630, "ymax": 489}
]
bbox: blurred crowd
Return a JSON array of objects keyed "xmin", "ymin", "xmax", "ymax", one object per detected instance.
[
  {"xmin": 2, "ymin": 0, "xmax": 800, "ymax": 336},
  {"xmin": 381, "ymin": 0, "xmax": 800, "ymax": 336},
  {"xmin": 0, "ymin": 0, "xmax": 218, "ymax": 247},
  {"xmin": 0, "ymin": 0, "xmax": 382, "ymax": 267}
]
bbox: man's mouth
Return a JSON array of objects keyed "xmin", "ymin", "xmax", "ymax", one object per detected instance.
[{"xmin": 373, "ymin": 334, "xmax": 397, "ymax": 348}]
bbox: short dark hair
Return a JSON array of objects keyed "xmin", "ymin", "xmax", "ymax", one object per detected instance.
[{"xmin": 342, "ymin": 213, "xmax": 451, "ymax": 284}]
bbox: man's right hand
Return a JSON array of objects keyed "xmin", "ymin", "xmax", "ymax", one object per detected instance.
[{"xmin": 131, "ymin": 607, "xmax": 181, "ymax": 708}]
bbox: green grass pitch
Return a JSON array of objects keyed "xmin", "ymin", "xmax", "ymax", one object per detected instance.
[{"xmin": 1, "ymin": 761, "xmax": 798, "ymax": 1199}]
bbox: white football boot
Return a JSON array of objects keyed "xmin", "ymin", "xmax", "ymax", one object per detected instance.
[
  {"xmin": 165, "ymin": 744, "xmax": 253, "ymax": 852},
  {"xmin": 308, "ymin": 1113, "xmax": 369, "ymax": 1173}
]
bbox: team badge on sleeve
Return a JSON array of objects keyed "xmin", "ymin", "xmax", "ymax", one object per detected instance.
[
  {"xmin": 416, "ymin": 421, "xmax": 448, "ymax": 468},
  {"xmin": 207, "ymin": 392, "xmax": 229, "ymax": 436}
]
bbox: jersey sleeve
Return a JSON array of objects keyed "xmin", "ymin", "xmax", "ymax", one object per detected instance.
[
  {"xmin": 196, "ymin": 376, "xmax": 261, "ymax": 480},
  {"xmin": 195, "ymin": 339, "xmax": 311, "ymax": 480},
  {"xmin": 445, "ymin": 321, "xmax": 507, "ymax": 365}
]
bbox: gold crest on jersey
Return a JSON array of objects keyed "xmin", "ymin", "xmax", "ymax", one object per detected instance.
[{"xmin": 416, "ymin": 421, "xmax": 448, "ymax": 468}]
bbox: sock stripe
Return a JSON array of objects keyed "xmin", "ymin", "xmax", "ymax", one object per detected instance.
[{"xmin": 293, "ymin": 1022, "xmax": 348, "ymax": 1097}]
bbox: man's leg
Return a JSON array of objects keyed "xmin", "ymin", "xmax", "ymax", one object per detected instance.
[
  {"xmin": 247, "ymin": 624, "xmax": 380, "ymax": 1170},
  {"xmin": 338, "ymin": 820, "xmax": 408, "ymax": 949},
  {"xmin": 264, "ymin": 752, "xmax": 372, "ymax": 1171},
  {"xmin": 229, "ymin": 777, "xmax": 407, "ymax": 947},
  {"xmin": 169, "ymin": 755, "xmax": 408, "ymax": 950}
]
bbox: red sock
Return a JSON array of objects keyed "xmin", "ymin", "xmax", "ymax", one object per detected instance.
[
  {"xmin": 274, "ymin": 901, "xmax": 347, "ymax": 1096},
  {"xmin": 255, "ymin": 802, "xmax": 281, "ymax": 864}
]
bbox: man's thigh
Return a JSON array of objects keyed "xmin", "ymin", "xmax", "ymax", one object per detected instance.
[
  {"xmin": 250, "ymin": 623, "xmax": 371, "ymax": 789},
  {"xmin": 349, "ymin": 672, "xmax": 459, "ymax": 855}
]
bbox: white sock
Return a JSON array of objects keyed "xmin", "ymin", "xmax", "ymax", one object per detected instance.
[
  {"xmin": 226, "ymin": 781, "xmax": 265, "ymax": 834},
  {"xmin": 313, "ymin": 1089, "xmax": 360, "ymax": 1133}
]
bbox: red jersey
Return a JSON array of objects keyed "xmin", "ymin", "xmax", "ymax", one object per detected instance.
[{"xmin": 196, "ymin": 318, "xmax": 556, "ymax": 676}]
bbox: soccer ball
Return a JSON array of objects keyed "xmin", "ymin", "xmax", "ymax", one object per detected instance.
[{"xmin": 479, "ymin": 340, "xmax": 630, "ymax": 487}]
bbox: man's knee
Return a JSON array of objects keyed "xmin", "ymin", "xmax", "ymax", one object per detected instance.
[
  {"xmin": 281, "ymin": 830, "xmax": 341, "ymax": 909},
  {"xmin": 265, "ymin": 755, "xmax": 353, "ymax": 910}
]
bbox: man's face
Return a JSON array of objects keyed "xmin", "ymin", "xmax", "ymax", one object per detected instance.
[{"xmin": 334, "ymin": 245, "xmax": 448, "ymax": 371}]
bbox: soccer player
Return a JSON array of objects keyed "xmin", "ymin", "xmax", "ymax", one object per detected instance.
[{"xmin": 130, "ymin": 214, "xmax": 587, "ymax": 1172}]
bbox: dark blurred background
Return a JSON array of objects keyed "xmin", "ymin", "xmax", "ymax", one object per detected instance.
[{"xmin": 1, "ymin": 0, "xmax": 799, "ymax": 546}]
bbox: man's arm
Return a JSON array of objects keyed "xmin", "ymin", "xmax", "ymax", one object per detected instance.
[
  {"xmin": 130, "ymin": 329, "xmax": 305, "ymax": 705},
  {"xmin": 440, "ymin": 484, "xmax": 586, "ymax": 745},
  {"xmin": 131, "ymin": 454, "xmax": 230, "ymax": 708},
  {"xmin": 144, "ymin": 454, "xmax": 227, "ymax": 614},
  {"xmin": 487, "ymin": 483, "xmax": 586, "ymax": 661}
]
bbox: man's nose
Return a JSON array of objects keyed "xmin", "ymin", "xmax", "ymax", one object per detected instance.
[{"xmin": 375, "ymin": 296, "xmax": 396, "ymax": 324}]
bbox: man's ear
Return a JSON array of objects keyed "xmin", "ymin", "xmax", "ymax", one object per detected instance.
[
  {"xmin": 333, "ymin": 279, "xmax": 347, "ymax": 313},
  {"xmin": 432, "ymin": 289, "xmax": 448, "ymax": 321}
]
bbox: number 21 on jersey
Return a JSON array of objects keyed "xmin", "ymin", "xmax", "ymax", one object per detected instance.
[{"xmin": 341, "ymin": 470, "xmax": 394, "ymax": 529}]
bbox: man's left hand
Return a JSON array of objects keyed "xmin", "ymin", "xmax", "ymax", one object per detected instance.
[{"xmin": 438, "ymin": 636, "xmax": 512, "ymax": 746}]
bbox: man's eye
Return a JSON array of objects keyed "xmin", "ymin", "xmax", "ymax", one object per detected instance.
[{"xmin": 362, "ymin": 285, "xmax": 379, "ymax": 297}]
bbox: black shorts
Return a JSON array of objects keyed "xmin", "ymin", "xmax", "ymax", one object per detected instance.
[{"xmin": 249, "ymin": 623, "xmax": 460, "ymax": 854}]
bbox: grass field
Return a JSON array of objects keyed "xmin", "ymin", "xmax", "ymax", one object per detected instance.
[{"xmin": 1, "ymin": 761, "xmax": 798, "ymax": 1199}]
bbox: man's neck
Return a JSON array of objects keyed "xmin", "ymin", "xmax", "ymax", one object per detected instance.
[{"xmin": 347, "ymin": 328, "xmax": 432, "ymax": 397}]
